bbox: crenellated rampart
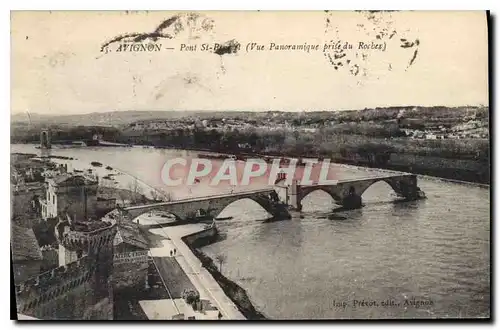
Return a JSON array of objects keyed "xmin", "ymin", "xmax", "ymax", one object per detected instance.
[
  {"xmin": 59, "ymin": 219, "xmax": 117, "ymax": 252},
  {"xmin": 113, "ymin": 251, "xmax": 149, "ymax": 265},
  {"xmin": 15, "ymin": 256, "xmax": 96, "ymax": 314},
  {"xmin": 16, "ymin": 218, "xmax": 118, "ymax": 318},
  {"xmin": 112, "ymin": 251, "xmax": 149, "ymax": 290}
]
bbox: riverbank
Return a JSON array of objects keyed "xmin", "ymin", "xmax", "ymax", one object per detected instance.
[
  {"xmin": 331, "ymin": 162, "xmax": 490, "ymax": 189},
  {"xmin": 12, "ymin": 150, "xmax": 168, "ymax": 203},
  {"xmin": 154, "ymin": 145, "xmax": 490, "ymax": 186},
  {"xmin": 12, "ymin": 143, "xmax": 490, "ymax": 185},
  {"xmin": 146, "ymin": 223, "xmax": 246, "ymax": 320},
  {"xmin": 182, "ymin": 228, "xmax": 268, "ymax": 320},
  {"xmin": 248, "ymin": 150, "xmax": 489, "ymax": 185}
]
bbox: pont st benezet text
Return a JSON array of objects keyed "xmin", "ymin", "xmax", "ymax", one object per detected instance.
[{"xmin": 179, "ymin": 41, "xmax": 386, "ymax": 53}]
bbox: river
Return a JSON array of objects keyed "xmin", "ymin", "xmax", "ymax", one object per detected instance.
[{"xmin": 11, "ymin": 144, "xmax": 490, "ymax": 319}]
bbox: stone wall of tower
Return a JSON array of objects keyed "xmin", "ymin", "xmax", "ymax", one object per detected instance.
[
  {"xmin": 15, "ymin": 256, "xmax": 97, "ymax": 319},
  {"xmin": 16, "ymin": 222, "xmax": 117, "ymax": 320},
  {"xmin": 89, "ymin": 234, "xmax": 115, "ymax": 308},
  {"xmin": 40, "ymin": 130, "xmax": 51, "ymax": 149},
  {"xmin": 113, "ymin": 251, "xmax": 149, "ymax": 290},
  {"xmin": 17, "ymin": 273, "xmax": 113, "ymax": 320},
  {"xmin": 58, "ymin": 244, "xmax": 78, "ymax": 267}
]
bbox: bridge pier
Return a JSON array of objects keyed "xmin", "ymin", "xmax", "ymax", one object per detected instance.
[
  {"xmin": 277, "ymin": 173, "xmax": 424, "ymax": 212},
  {"xmin": 288, "ymin": 180, "xmax": 302, "ymax": 211},
  {"xmin": 397, "ymin": 177, "xmax": 423, "ymax": 201},
  {"xmin": 120, "ymin": 175, "xmax": 423, "ymax": 223},
  {"xmin": 340, "ymin": 187, "xmax": 363, "ymax": 210}
]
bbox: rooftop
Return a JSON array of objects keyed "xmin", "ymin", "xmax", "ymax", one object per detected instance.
[
  {"xmin": 114, "ymin": 218, "xmax": 148, "ymax": 250},
  {"xmin": 48, "ymin": 173, "xmax": 97, "ymax": 187}
]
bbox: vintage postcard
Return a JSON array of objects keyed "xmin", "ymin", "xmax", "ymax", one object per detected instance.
[{"xmin": 10, "ymin": 10, "xmax": 490, "ymax": 320}]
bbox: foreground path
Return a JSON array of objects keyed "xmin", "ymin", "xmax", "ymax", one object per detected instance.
[{"xmin": 147, "ymin": 223, "xmax": 246, "ymax": 320}]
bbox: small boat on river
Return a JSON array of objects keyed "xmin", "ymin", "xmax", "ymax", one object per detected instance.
[
  {"xmin": 187, "ymin": 209, "xmax": 215, "ymax": 222},
  {"xmin": 215, "ymin": 216, "xmax": 233, "ymax": 221},
  {"xmin": 198, "ymin": 153, "xmax": 231, "ymax": 160}
]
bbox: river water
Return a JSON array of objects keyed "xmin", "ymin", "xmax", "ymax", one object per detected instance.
[{"xmin": 11, "ymin": 144, "xmax": 490, "ymax": 319}]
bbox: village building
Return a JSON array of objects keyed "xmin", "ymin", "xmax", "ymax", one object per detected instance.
[
  {"xmin": 41, "ymin": 173, "xmax": 100, "ymax": 220},
  {"xmin": 40, "ymin": 172, "xmax": 116, "ymax": 221}
]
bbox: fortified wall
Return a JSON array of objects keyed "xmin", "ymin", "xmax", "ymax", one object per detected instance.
[
  {"xmin": 113, "ymin": 251, "xmax": 149, "ymax": 290},
  {"xmin": 101, "ymin": 209, "xmax": 150, "ymax": 291},
  {"xmin": 15, "ymin": 218, "xmax": 117, "ymax": 320},
  {"xmin": 15, "ymin": 256, "xmax": 103, "ymax": 319}
]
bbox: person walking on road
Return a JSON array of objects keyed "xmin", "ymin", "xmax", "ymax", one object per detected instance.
[{"xmin": 218, "ymin": 311, "xmax": 222, "ymax": 320}]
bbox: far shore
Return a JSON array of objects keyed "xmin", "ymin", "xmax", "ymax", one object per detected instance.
[
  {"xmin": 157, "ymin": 145, "xmax": 490, "ymax": 186},
  {"xmin": 11, "ymin": 142, "xmax": 490, "ymax": 188}
]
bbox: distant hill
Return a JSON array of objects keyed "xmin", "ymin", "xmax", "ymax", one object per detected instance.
[
  {"xmin": 11, "ymin": 111, "xmax": 195, "ymax": 126},
  {"xmin": 10, "ymin": 106, "xmax": 488, "ymax": 128},
  {"xmin": 10, "ymin": 110, "xmax": 269, "ymax": 127}
]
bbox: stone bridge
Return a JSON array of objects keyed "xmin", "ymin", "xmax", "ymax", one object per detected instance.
[
  {"xmin": 123, "ymin": 189, "xmax": 290, "ymax": 221},
  {"xmin": 276, "ymin": 173, "xmax": 423, "ymax": 211},
  {"xmin": 120, "ymin": 173, "xmax": 423, "ymax": 222}
]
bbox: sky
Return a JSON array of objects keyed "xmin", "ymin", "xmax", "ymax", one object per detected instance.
[{"xmin": 10, "ymin": 11, "xmax": 489, "ymax": 115}]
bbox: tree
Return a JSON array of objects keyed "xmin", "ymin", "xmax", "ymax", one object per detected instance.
[
  {"xmin": 165, "ymin": 192, "xmax": 172, "ymax": 202},
  {"xmin": 150, "ymin": 189, "xmax": 159, "ymax": 202},
  {"xmin": 215, "ymin": 253, "xmax": 227, "ymax": 274},
  {"xmin": 135, "ymin": 182, "xmax": 144, "ymax": 197},
  {"xmin": 99, "ymin": 177, "xmax": 114, "ymax": 189},
  {"xmin": 127, "ymin": 178, "xmax": 144, "ymax": 204},
  {"xmin": 182, "ymin": 289, "xmax": 200, "ymax": 307},
  {"xmin": 155, "ymin": 188, "xmax": 172, "ymax": 202},
  {"xmin": 127, "ymin": 180, "xmax": 136, "ymax": 203}
]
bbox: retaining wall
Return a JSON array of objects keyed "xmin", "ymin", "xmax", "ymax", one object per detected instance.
[
  {"xmin": 182, "ymin": 224, "xmax": 218, "ymax": 246},
  {"xmin": 113, "ymin": 251, "xmax": 149, "ymax": 290}
]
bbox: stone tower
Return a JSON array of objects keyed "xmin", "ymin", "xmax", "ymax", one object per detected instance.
[
  {"xmin": 40, "ymin": 129, "xmax": 51, "ymax": 149},
  {"xmin": 15, "ymin": 217, "xmax": 117, "ymax": 320}
]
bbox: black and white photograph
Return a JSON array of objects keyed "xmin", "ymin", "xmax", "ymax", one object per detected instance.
[{"xmin": 9, "ymin": 10, "xmax": 490, "ymax": 320}]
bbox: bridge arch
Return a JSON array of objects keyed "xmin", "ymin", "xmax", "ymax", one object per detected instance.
[
  {"xmin": 284, "ymin": 174, "xmax": 418, "ymax": 211},
  {"xmin": 299, "ymin": 187, "xmax": 342, "ymax": 204},
  {"xmin": 131, "ymin": 209, "xmax": 185, "ymax": 222},
  {"xmin": 215, "ymin": 197, "xmax": 273, "ymax": 220},
  {"xmin": 356, "ymin": 177, "xmax": 404, "ymax": 198},
  {"xmin": 120, "ymin": 190, "xmax": 285, "ymax": 222},
  {"xmin": 298, "ymin": 187, "xmax": 343, "ymax": 211}
]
